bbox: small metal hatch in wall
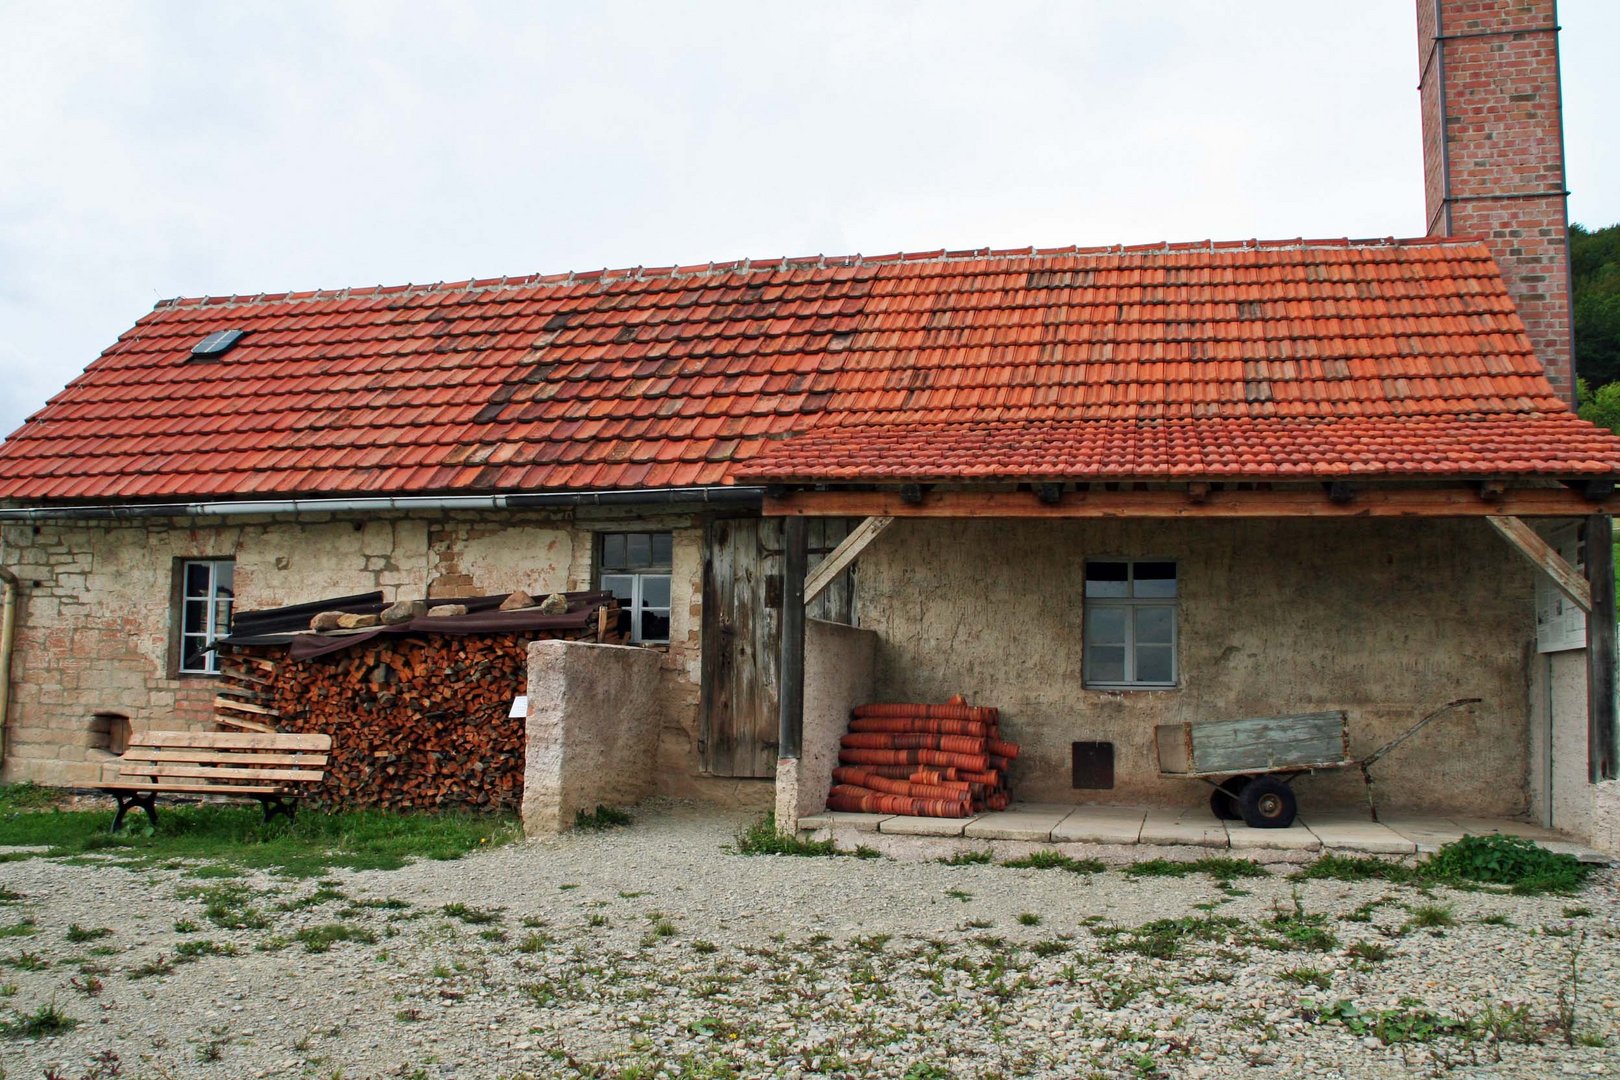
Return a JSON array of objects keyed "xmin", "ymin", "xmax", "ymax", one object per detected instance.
[{"xmin": 1072, "ymin": 741, "xmax": 1115, "ymax": 789}]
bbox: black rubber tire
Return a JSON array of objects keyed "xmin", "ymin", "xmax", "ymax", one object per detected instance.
[
  {"xmin": 1208, "ymin": 776, "xmax": 1251, "ymax": 820},
  {"xmin": 1238, "ymin": 776, "xmax": 1297, "ymax": 829}
]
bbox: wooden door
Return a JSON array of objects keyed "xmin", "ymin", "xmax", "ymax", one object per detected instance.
[{"xmin": 699, "ymin": 517, "xmax": 854, "ymax": 777}]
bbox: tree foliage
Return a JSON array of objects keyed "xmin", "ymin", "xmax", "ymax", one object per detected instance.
[{"xmin": 1572, "ymin": 222, "xmax": 1620, "ymax": 394}]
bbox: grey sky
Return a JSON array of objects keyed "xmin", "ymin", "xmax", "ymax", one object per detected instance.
[{"xmin": 1, "ymin": 1, "xmax": 1615, "ymax": 441}]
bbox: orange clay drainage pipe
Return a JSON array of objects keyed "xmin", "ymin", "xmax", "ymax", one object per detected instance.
[{"xmin": 0, "ymin": 567, "xmax": 18, "ymax": 770}]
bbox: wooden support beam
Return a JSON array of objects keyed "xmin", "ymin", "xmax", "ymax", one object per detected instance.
[
  {"xmin": 803, "ymin": 515, "xmax": 893, "ymax": 604},
  {"xmin": 763, "ymin": 486, "xmax": 1618, "ymax": 519},
  {"xmin": 1587, "ymin": 514, "xmax": 1617, "ymax": 782},
  {"xmin": 1484, "ymin": 516, "xmax": 1593, "ymax": 613},
  {"xmin": 778, "ymin": 515, "xmax": 807, "ymax": 762}
]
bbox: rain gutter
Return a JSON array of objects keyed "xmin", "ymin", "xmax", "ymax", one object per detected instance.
[
  {"xmin": 0, "ymin": 567, "xmax": 17, "ymax": 770},
  {"xmin": 0, "ymin": 487, "xmax": 766, "ymax": 522}
]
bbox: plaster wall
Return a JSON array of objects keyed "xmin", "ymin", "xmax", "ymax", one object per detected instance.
[
  {"xmin": 1527, "ymin": 648, "xmax": 1592, "ymax": 835},
  {"xmin": 775, "ymin": 618, "xmax": 878, "ymax": 832},
  {"xmin": 521, "ymin": 640, "xmax": 664, "ymax": 835},
  {"xmin": 0, "ymin": 507, "xmax": 707, "ymax": 791},
  {"xmin": 852, "ymin": 517, "xmax": 1536, "ymax": 818}
]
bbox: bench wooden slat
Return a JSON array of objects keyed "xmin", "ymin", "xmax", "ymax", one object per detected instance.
[
  {"xmin": 117, "ymin": 764, "xmax": 325, "ymax": 783},
  {"xmin": 132, "ymin": 731, "xmax": 330, "ymax": 751},
  {"xmin": 119, "ymin": 749, "xmax": 330, "ymax": 768},
  {"xmin": 103, "ymin": 782, "xmax": 292, "ymax": 796}
]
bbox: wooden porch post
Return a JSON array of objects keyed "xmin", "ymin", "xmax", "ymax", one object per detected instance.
[
  {"xmin": 778, "ymin": 515, "xmax": 807, "ymax": 762},
  {"xmin": 1587, "ymin": 514, "xmax": 1617, "ymax": 782}
]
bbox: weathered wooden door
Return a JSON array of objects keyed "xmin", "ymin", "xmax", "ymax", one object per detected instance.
[{"xmin": 699, "ymin": 518, "xmax": 854, "ymax": 777}]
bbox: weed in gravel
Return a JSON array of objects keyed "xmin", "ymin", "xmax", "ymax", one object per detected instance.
[
  {"xmin": 295, "ymin": 923, "xmax": 378, "ymax": 953},
  {"xmin": 1302, "ymin": 997, "xmax": 1471, "ymax": 1045},
  {"xmin": 1562, "ymin": 904, "xmax": 1593, "ymax": 918},
  {"xmin": 691, "ymin": 940, "xmax": 719, "ymax": 955},
  {"xmin": 1017, "ymin": 913, "xmax": 1042, "ymax": 927},
  {"xmin": 1406, "ymin": 903, "xmax": 1457, "ymax": 930},
  {"xmin": 442, "ymin": 902, "xmax": 503, "ymax": 925},
  {"xmin": 69, "ymin": 973, "xmax": 104, "ymax": 997},
  {"xmin": 174, "ymin": 939, "xmax": 238, "ymax": 961},
  {"xmin": 574, "ymin": 805, "xmax": 633, "ymax": 830},
  {"xmin": 517, "ymin": 931, "xmax": 553, "ymax": 953},
  {"xmin": 558, "ymin": 883, "xmax": 579, "ymax": 891},
  {"xmin": 4, "ymin": 951, "xmax": 47, "ymax": 971},
  {"xmin": 940, "ymin": 849, "xmax": 994, "ymax": 866},
  {"xmin": 277, "ymin": 885, "xmax": 347, "ymax": 911},
  {"xmin": 732, "ymin": 814, "xmax": 839, "ymax": 857},
  {"xmin": 1002, "ymin": 851, "xmax": 1103, "ymax": 874},
  {"xmin": 945, "ymin": 889, "xmax": 974, "ymax": 902},
  {"xmin": 183, "ymin": 883, "xmax": 272, "ymax": 931},
  {"xmin": 256, "ymin": 935, "xmax": 291, "ymax": 952},
  {"xmin": 1341, "ymin": 897, "xmax": 1394, "ymax": 923},
  {"xmin": 1423, "ymin": 834, "xmax": 1590, "ymax": 895},
  {"xmin": 126, "ymin": 955, "xmax": 175, "ymax": 980},
  {"xmin": 1124, "ymin": 857, "xmax": 1267, "ymax": 880},
  {"xmin": 0, "ymin": 886, "xmax": 22, "ymax": 904},
  {"xmin": 173, "ymin": 918, "xmax": 200, "ymax": 933},
  {"xmin": 0, "ymin": 982, "xmax": 13, "ymax": 996},
  {"xmin": 649, "ymin": 918, "xmax": 678, "ymax": 938},
  {"xmin": 585, "ymin": 913, "xmax": 609, "ymax": 928},
  {"xmin": 64, "ymin": 924, "xmax": 112, "ymax": 944},
  {"xmin": 187, "ymin": 862, "xmax": 244, "ymax": 879},
  {"xmin": 1, "ymin": 998, "xmax": 78, "ymax": 1039},
  {"xmin": 1280, "ymin": 966, "xmax": 1331, "ymax": 990},
  {"xmin": 1106, "ymin": 916, "xmax": 1243, "ymax": 960},
  {"xmin": 193, "ymin": 1024, "xmax": 231, "ymax": 1062},
  {"xmin": 0, "ymin": 919, "xmax": 35, "ymax": 938},
  {"xmin": 395, "ymin": 1007, "xmax": 423, "ymax": 1022},
  {"xmin": 1476, "ymin": 913, "xmax": 1513, "ymax": 926},
  {"xmin": 1347, "ymin": 941, "xmax": 1392, "ymax": 963},
  {"xmin": 1030, "ymin": 939, "xmax": 1071, "ymax": 958}
]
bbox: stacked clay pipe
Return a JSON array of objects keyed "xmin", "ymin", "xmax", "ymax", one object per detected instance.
[{"xmin": 827, "ymin": 697, "xmax": 1020, "ymax": 818}]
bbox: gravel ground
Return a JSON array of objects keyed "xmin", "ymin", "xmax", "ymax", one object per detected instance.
[{"xmin": 0, "ymin": 799, "xmax": 1616, "ymax": 1080}]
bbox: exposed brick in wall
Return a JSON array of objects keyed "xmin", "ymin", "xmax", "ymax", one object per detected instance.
[{"xmin": 1417, "ymin": 0, "xmax": 1574, "ymax": 403}]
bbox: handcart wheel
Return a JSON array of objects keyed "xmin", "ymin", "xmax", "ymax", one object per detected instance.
[
  {"xmin": 1239, "ymin": 777, "xmax": 1297, "ymax": 829},
  {"xmin": 1208, "ymin": 775, "xmax": 1251, "ymax": 820}
]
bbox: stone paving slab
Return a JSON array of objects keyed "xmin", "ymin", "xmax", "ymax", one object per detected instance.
[
  {"xmin": 963, "ymin": 803, "xmax": 1075, "ymax": 841},
  {"xmin": 798, "ymin": 812, "xmax": 891, "ymax": 834},
  {"xmin": 1302, "ymin": 815, "xmax": 1417, "ymax": 854},
  {"xmin": 1377, "ymin": 814, "xmax": 1465, "ymax": 852},
  {"xmin": 880, "ymin": 814, "xmax": 976, "ymax": 837},
  {"xmin": 1051, "ymin": 806, "xmax": 1147, "ymax": 844},
  {"xmin": 1139, "ymin": 807, "xmax": 1228, "ymax": 848},
  {"xmin": 1226, "ymin": 821, "xmax": 1320, "ymax": 852}
]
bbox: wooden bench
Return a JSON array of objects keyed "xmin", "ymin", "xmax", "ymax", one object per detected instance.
[{"xmin": 100, "ymin": 730, "xmax": 332, "ymax": 831}]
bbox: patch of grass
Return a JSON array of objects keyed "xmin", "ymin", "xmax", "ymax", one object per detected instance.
[
  {"xmin": 1406, "ymin": 903, "xmax": 1456, "ymax": 929},
  {"xmin": 0, "ymin": 886, "xmax": 22, "ymax": 904},
  {"xmin": 1422, "ymin": 834, "xmax": 1591, "ymax": 895},
  {"xmin": 517, "ymin": 931, "xmax": 553, "ymax": 953},
  {"xmin": 945, "ymin": 889, "xmax": 974, "ymax": 902},
  {"xmin": 441, "ymin": 902, "xmax": 503, "ymax": 925},
  {"xmin": 127, "ymin": 955, "xmax": 175, "ymax": 980},
  {"xmin": 1562, "ymin": 904, "xmax": 1593, "ymax": 918},
  {"xmin": 1476, "ymin": 913, "xmax": 1513, "ymax": 927},
  {"xmin": 0, "ymin": 782, "xmax": 62, "ymax": 813},
  {"xmin": 1264, "ymin": 913, "xmax": 1339, "ymax": 953},
  {"xmin": 65, "ymin": 924, "xmax": 113, "ymax": 944},
  {"xmin": 1293, "ymin": 854, "xmax": 1417, "ymax": 884},
  {"xmin": 173, "ymin": 918, "xmax": 200, "ymax": 933},
  {"xmin": 1106, "ymin": 916, "xmax": 1243, "ymax": 960},
  {"xmin": 0, "ymin": 919, "xmax": 36, "ymax": 939},
  {"xmin": 0, "ymin": 998, "xmax": 77, "ymax": 1039},
  {"xmin": 585, "ymin": 913, "xmax": 609, "ymax": 928},
  {"xmin": 3, "ymin": 951, "xmax": 47, "ymax": 971},
  {"xmin": 294, "ymin": 923, "xmax": 378, "ymax": 954},
  {"xmin": 1017, "ymin": 913, "xmax": 1042, "ymax": 927},
  {"xmin": 1280, "ymin": 966, "xmax": 1331, "ymax": 990},
  {"xmin": 940, "ymin": 849, "xmax": 994, "ymax": 866},
  {"xmin": 573, "ymin": 805, "xmax": 633, "ymax": 830},
  {"xmin": 1002, "ymin": 851, "xmax": 1103, "ymax": 874},
  {"xmin": 276, "ymin": 884, "xmax": 347, "ymax": 911},
  {"xmin": 174, "ymin": 939, "xmax": 238, "ymax": 961},
  {"xmin": 1124, "ymin": 856, "xmax": 1267, "ymax": 880},
  {"xmin": 1347, "ymin": 941, "xmax": 1393, "ymax": 963},
  {"xmin": 731, "ymin": 814, "xmax": 840, "ymax": 857},
  {"xmin": 186, "ymin": 883, "xmax": 272, "ymax": 931},
  {"xmin": 0, "ymin": 801, "xmax": 522, "ymax": 877}
]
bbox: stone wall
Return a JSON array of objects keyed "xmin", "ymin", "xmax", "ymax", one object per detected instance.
[
  {"xmin": 521, "ymin": 640, "xmax": 665, "ymax": 835},
  {"xmin": 849, "ymin": 516, "xmax": 1536, "ymax": 818},
  {"xmin": 0, "ymin": 506, "xmax": 719, "ymax": 791}
]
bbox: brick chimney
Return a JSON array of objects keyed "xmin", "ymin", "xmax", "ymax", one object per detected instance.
[{"xmin": 1417, "ymin": 0, "xmax": 1575, "ymax": 405}]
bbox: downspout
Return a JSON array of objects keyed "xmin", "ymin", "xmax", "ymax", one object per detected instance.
[{"xmin": 0, "ymin": 566, "xmax": 18, "ymax": 771}]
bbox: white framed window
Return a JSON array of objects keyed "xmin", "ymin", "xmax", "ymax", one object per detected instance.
[
  {"xmin": 1084, "ymin": 559, "xmax": 1177, "ymax": 689},
  {"xmin": 598, "ymin": 532, "xmax": 672, "ymax": 644},
  {"xmin": 179, "ymin": 559, "xmax": 235, "ymax": 674}
]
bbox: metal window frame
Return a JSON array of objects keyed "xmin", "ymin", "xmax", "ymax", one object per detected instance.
[
  {"xmin": 178, "ymin": 558, "xmax": 234, "ymax": 675},
  {"xmin": 1083, "ymin": 558, "xmax": 1178, "ymax": 690},
  {"xmin": 595, "ymin": 531, "xmax": 673, "ymax": 645}
]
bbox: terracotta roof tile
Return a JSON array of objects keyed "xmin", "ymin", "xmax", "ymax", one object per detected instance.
[{"xmin": 1, "ymin": 238, "xmax": 1616, "ymax": 502}]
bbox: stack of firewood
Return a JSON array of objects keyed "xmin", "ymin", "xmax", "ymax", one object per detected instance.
[{"xmin": 827, "ymin": 698, "xmax": 1020, "ymax": 818}]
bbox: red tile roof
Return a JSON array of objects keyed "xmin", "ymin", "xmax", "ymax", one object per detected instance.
[{"xmin": 1, "ymin": 237, "xmax": 1615, "ymax": 502}]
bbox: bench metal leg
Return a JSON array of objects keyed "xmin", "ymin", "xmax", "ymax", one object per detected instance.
[
  {"xmin": 107, "ymin": 791, "xmax": 158, "ymax": 833},
  {"xmin": 256, "ymin": 794, "xmax": 298, "ymax": 824}
]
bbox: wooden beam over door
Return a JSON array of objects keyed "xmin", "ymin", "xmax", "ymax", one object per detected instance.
[
  {"xmin": 803, "ymin": 516, "xmax": 893, "ymax": 603},
  {"xmin": 763, "ymin": 487, "xmax": 1618, "ymax": 519},
  {"xmin": 1484, "ymin": 515, "xmax": 1593, "ymax": 613}
]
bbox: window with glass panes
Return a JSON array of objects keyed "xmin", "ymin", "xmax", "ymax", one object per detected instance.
[
  {"xmin": 179, "ymin": 559, "xmax": 235, "ymax": 674},
  {"xmin": 1083, "ymin": 560, "xmax": 1177, "ymax": 688},
  {"xmin": 597, "ymin": 532, "xmax": 672, "ymax": 644}
]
